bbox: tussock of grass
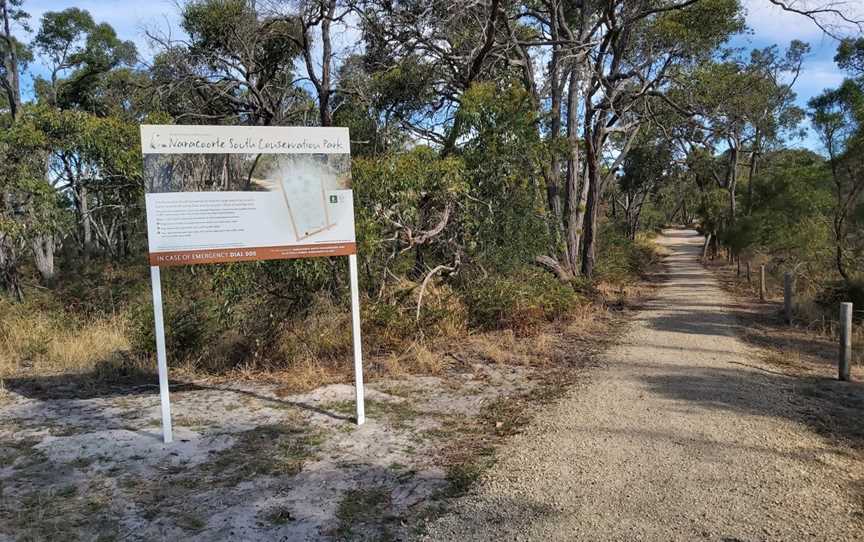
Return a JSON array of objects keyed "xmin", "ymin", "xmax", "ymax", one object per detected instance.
[
  {"xmin": 276, "ymin": 296, "xmax": 353, "ymax": 368},
  {"xmin": 2, "ymin": 482, "xmax": 119, "ymax": 541},
  {"xmin": 462, "ymin": 268, "xmax": 581, "ymax": 333},
  {"xmin": 334, "ymin": 486, "xmax": 395, "ymax": 540},
  {"xmin": 0, "ymin": 299, "xmax": 129, "ymax": 378}
]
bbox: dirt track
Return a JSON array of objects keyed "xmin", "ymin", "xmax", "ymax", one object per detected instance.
[{"xmin": 421, "ymin": 229, "xmax": 864, "ymax": 541}]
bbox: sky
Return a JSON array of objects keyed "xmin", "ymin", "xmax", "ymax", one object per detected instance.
[
  {"xmin": 732, "ymin": 0, "xmax": 859, "ymax": 150},
  {"xmin": 11, "ymin": 0, "xmax": 863, "ymax": 153}
]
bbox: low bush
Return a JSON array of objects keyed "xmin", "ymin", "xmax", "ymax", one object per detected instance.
[
  {"xmin": 595, "ymin": 222, "xmax": 661, "ymax": 285},
  {"xmin": 462, "ymin": 267, "xmax": 581, "ymax": 333},
  {"xmin": 815, "ymin": 279, "xmax": 864, "ymax": 323}
]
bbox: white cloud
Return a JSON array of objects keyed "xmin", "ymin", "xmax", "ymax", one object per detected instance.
[
  {"xmin": 795, "ymin": 59, "xmax": 847, "ymax": 98},
  {"xmin": 742, "ymin": 0, "xmax": 863, "ymax": 43},
  {"xmin": 15, "ymin": 1, "xmax": 182, "ymax": 59}
]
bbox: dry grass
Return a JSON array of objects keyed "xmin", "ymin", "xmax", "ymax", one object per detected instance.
[
  {"xmin": 0, "ymin": 299, "xmax": 130, "ymax": 378},
  {"xmin": 455, "ymin": 301, "xmax": 616, "ymax": 371},
  {"xmin": 406, "ymin": 343, "xmax": 447, "ymax": 374},
  {"xmin": 711, "ymin": 259, "xmax": 864, "ymax": 377},
  {"xmin": 470, "ymin": 330, "xmax": 518, "ymax": 365},
  {"xmin": 0, "ymin": 257, "xmax": 646, "ymax": 397},
  {"xmin": 275, "ymin": 296, "xmax": 353, "ymax": 368},
  {"xmin": 0, "ymin": 268, "xmax": 652, "ymax": 541},
  {"xmin": 367, "ymin": 343, "xmax": 449, "ymax": 379}
]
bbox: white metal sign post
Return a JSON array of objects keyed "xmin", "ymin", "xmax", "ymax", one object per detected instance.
[
  {"xmin": 141, "ymin": 125, "xmax": 365, "ymax": 443},
  {"xmin": 348, "ymin": 254, "xmax": 365, "ymax": 425},
  {"xmin": 149, "ymin": 266, "xmax": 174, "ymax": 443}
]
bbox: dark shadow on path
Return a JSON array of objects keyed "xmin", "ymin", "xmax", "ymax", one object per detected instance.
[{"xmin": 639, "ymin": 363, "xmax": 864, "ymax": 449}]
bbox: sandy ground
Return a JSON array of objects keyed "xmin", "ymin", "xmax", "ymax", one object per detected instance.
[
  {"xmin": 0, "ymin": 359, "xmax": 543, "ymax": 541},
  {"xmin": 421, "ymin": 229, "xmax": 864, "ymax": 541}
]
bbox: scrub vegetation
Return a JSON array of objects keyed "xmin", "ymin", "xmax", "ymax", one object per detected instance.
[
  {"xmin": 0, "ymin": 0, "xmax": 668, "ymax": 389},
  {"xmin": 2, "ymin": 1, "xmax": 862, "ymax": 539}
]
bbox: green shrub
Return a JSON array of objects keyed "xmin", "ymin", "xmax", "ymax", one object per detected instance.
[
  {"xmin": 595, "ymin": 221, "xmax": 660, "ymax": 284},
  {"xmin": 129, "ymin": 294, "xmax": 217, "ymax": 362},
  {"xmin": 816, "ymin": 279, "xmax": 864, "ymax": 323},
  {"xmin": 461, "ymin": 267, "xmax": 580, "ymax": 332}
]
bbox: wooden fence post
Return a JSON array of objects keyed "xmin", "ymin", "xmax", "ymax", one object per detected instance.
[
  {"xmin": 840, "ymin": 302, "xmax": 853, "ymax": 381},
  {"xmin": 760, "ymin": 265, "xmax": 766, "ymax": 301},
  {"xmin": 784, "ymin": 272, "xmax": 793, "ymax": 324}
]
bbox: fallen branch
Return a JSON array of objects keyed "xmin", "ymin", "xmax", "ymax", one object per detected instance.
[
  {"xmin": 415, "ymin": 263, "xmax": 456, "ymax": 321},
  {"xmin": 414, "ymin": 253, "xmax": 460, "ymax": 322},
  {"xmin": 535, "ymin": 255, "xmax": 573, "ymax": 282},
  {"xmin": 400, "ymin": 202, "xmax": 453, "ymax": 252},
  {"xmin": 701, "ymin": 233, "xmax": 713, "ymax": 261}
]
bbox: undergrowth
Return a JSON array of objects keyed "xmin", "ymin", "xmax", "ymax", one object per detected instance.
[{"xmin": 0, "ymin": 221, "xmax": 661, "ymax": 391}]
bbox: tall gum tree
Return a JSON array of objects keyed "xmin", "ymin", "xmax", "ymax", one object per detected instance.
[
  {"xmin": 575, "ymin": 0, "xmax": 743, "ymax": 277},
  {"xmin": 809, "ymin": 52, "xmax": 864, "ymax": 282},
  {"xmin": 0, "ymin": 0, "xmax": 30, "ymax": 298}
]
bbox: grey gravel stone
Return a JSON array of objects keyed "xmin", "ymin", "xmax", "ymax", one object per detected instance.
[{"xmin": 419, "ymin": 229, "xmax": 864, "ymax": 542}]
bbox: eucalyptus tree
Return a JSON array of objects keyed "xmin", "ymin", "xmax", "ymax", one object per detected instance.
[
  {"xmin": 617, "ymin": 131, "xmax": 674, "ymax": 240},
  {"xmin": 0, "ymin": 107, "xmax": 70, "ymax": 287},
  {"xmin": 666, "ymin": 40, "xmax": 807, "ymax": 236},
  {"xmin": 258, "ymin": 0, "xmax": 355, "ymax": 127},
  {"xmin": 742, "ymin": 42, "xmax": 808, "ymax": 215},
  {"xmin": 0, "ymin": 0, "xmax": 28, "ymax": 121},
  {"xmin": 148, "ymin": 0, "xmax": 308, "ymax": 126},
  {"xmin": 353, "ymin": 0, "xmax": 507, "ymax": 150},
  {"xmin": 27, "ymin": 8, "xmax": 139, "ymax": 263},
  {"xmin": 836, "ymin": 37, "xmax": 864, "ymax": 81},
  {"xmin": 678, "ymin": 60, "xmax": 764, "ymax": 222},
  {"xmin": 809, "ymin": 59, "xmax": 864, "ymax": 282},
  {"xmin": 33, "ymin": 8, "xmax": 137, "ymax": 109},
  {"xmin": 566, "ymin": 0, "xmax": 742, "ymax": 277},
  {"xmin": 0, "ymin": 0, "xmax": 30, "ymax": 297},
  {"xmin": 344, "ymin": 0, "xmax": 511, "ymax": 284},
  {"xmin": 516, "ymin": 0, "xmax": 851, "ymax": 277}
]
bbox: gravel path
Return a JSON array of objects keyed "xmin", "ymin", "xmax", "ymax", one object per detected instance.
[{"xmin": 420, "ymin": 229, "xmax": 864, "ymax": 541}]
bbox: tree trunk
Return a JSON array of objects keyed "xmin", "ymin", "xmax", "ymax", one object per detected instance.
[
  {"xmin": 31, "ymin": 235, "xmax": 56, "ymax": 286},
  {"xmin": 318, "ymin": 1, "xmax": 334, "ymax": 127},
  {"xmin": 1, "ymin": 0, "xmax": 22, "ymax": 121},
  {"xmin": 0, "ymin": 1, "xmax": 22, "ymax": 300},
  {"xmin": 564, "ymin": 66, "xmax": 585, "ymax": 274},
  {"xmin": 727, "ymin": 139, "xmax": 740, "ymax": 222},
  {"xmin": 835, "ymin": 232, "xmax": 848, "ymax": 282},
  {"xmin": 80, "ymin": 183, "xmax": 92, "ymax": 256},
  {"xmin": 580, "ymin": 113, "xmax": 604, "ymax": 278},
  {"xmin": 580, "ymin": 141, "xmax": 601, "ymax": 278},
  {"xmin": 702, "ymin": 233, "xmax": 712, "ymax": 261},
  {"xmin": 746, "ymin": 129, "xmax": 760, "ymax": 216},
  {"xmin": 0, "ymin": 234, "xmax": 22, "ymax": 300},
  {"xmin": 546, "ymin": 37, "xmax": 563, "ymax": 222}
]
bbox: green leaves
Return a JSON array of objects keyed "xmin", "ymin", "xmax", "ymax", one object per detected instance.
[
  {"xmin": 353, "ymin": 146, "xmax": 465, "ymax": 272},
  {"xmin": 0, "ymin": 108, "xmax": 68, "ymax": 241},
  {"xmin": 650, "ymin": 0, "xmax": 744, "ymax": 56},
  {"xmin": 33, "ymin": 8, "xmax": 96, "ymax": 61},
  {"xmin": 836, "ymin": 38, "xmax": 864, "ymax": 81},
  {"xmin": 32, "ymin": 7, "xmax": 137, "ymax": 112},
  {"xmin": 740, "ymin": 150, "xmax": 833, "ymax": 258}
]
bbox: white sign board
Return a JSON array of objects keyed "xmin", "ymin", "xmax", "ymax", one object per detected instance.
[
  {"xmin": 140, "ymin": 125, "xmax": 365, "ymax": 443},
  {"xmin": 141, "ymin": 125, "xmax": 356, "ymax": 265}
]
